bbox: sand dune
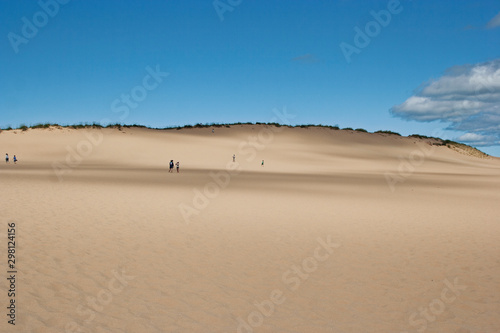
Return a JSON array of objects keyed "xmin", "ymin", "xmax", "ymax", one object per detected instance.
[{"xmin": 1, "ymin": 125, "xmax": 499, "ymax": 333}]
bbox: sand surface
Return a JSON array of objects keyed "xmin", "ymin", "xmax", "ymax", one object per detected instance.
[{"xmin": 1, "ymin": 125, "xmax": 499, "ymax": 333}]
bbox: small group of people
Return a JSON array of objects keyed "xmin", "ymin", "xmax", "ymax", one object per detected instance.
[
  {"xmin": 169, "ymin": 160, "xmax": 180, "ymax": 173},
  {"xmin": 5, "ymin": 153, "xmax": 17, "ymax": 164},
  {"xmin": 167, "ymin": 155, "xmax": 263, "ymax": 174},
  {"xmin": 232, "ymin": 154, "xmax": 264, "ymax": 166}
]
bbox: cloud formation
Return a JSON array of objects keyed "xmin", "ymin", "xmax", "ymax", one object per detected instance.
[
  {"xmin": 391, "ymin": 59, "xmax": 500, "ymax": 146},
  {"xmin": 486, "ymin": 11, "xmax": 500, "ymax": 29},
  {"xmin": 456, "ymin": 133, "xmax": 500, "ymax": 147},
  {"xmin": 292, "ymin": 54, "xmax": 319, "ymax": 64}
]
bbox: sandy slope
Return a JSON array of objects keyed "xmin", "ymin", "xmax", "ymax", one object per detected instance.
[{"xmin": 0, "ymin": 125, "xmax": 499, "ymax": 333}]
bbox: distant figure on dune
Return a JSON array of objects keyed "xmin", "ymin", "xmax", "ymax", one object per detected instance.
[
  {"xmin": 176, "ymin": 161, "xmax": 179, "ymax": 173},
  {"xmin": 5, "ymin": 153, "xmax": 9, "ymax": 163},
  {"xmin": 13, "ymin": 155, "xmax": 17, "ymax": 164},
  {"xmin": 212, "ymin": 129, "xmax": 214, "ymax": 133},
  {"xmin": 169, "ymin": 160, "xmax": 174, "ymax": 173},
  {"xmin": 261, "ymin": 160, "xmax": 264, "ymax": 167},
  {"xmin": 233, "ymin": 154, "xmax": 235, "ymax": 162}
]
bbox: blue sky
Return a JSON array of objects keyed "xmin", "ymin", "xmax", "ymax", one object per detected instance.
[{"xmin": 1, "ymin": 0, "xmax": 499, "ymax": 155}]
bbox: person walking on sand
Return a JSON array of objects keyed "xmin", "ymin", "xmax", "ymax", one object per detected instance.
[
  {"xmin": 176, "ymin": 161, "xmax": 180, "ymax": 173},
  {"xmin": 169, "ymin": 160, "xmax": 174, "ymax": 173},
  {"xmin": 5, "ymin": 153, "xmax": 9, "ymax": 163},
  {"xmin": 13, "ymin": 155, "xmax": 17, "ymax": 164},
  {"xmin": 261, "ymin": 160, "xmax": 264, "ymax": 167},
  {"xmin": 233, "ymin": 154, "xmax": 235, "ymax": 162}
]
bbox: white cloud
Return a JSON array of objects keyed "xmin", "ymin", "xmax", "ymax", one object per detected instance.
[
  {"xmin": 456, "ymin": 133, "xmax": 500, "ymax": 147},
  {"xmin": 391, "ymin": 59, "xmax": 500, "ymax": 147},
  {"xmin": 457, "ymin": 133, "xmax": 486, "ymax": 141},
  {"xmin": 486, "ymin": 11, "xmax": 500, "ymax": 29}
]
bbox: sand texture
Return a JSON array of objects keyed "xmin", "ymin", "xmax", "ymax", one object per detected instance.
[{"xmin": 0, "ymin": 125, "xmax": 499, "ymax": 333}]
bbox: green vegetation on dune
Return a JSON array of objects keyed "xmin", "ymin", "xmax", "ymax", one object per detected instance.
[
  {"xmin": 0, "ymin": 122, "xmax": 489, "ymax": 157},
  {"xmin": 374, "ymin": 130, "xmax": 401, "ymax": 136}
]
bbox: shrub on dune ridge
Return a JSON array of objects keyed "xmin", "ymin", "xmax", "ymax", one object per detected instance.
[
  {"xmin": 3, "ymin": 121, "xmax": 490, "ymax": 158},
  {"xmin": 443, "ymin": 140, "xmax": 490, "ymax": 158},
  {"xmin": 106, "ymin": 123, "xmax": 122, "ymax": 130},
  {"xmin": 409, "ymin": 134, "xmax": 447, "ymax": 142},
  {"xmin": 375, "ymin": 130, "xmax": 401, "ymax": 136},
  {"xmin": 31, "ymin": 123, "xmax": 59, "ymax": 129},
  {"xmin": 409, "ymin": 134, "xmax": 431, "ymax": 139},
  {"xmin": 124, "ymin": 124, "xmax": 147, "ymax": 128}
]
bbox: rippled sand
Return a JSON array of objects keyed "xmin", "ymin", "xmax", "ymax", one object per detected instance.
[{"xmin": 1, "ymin": 125, "xmax": 499, "ymax": 332}]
